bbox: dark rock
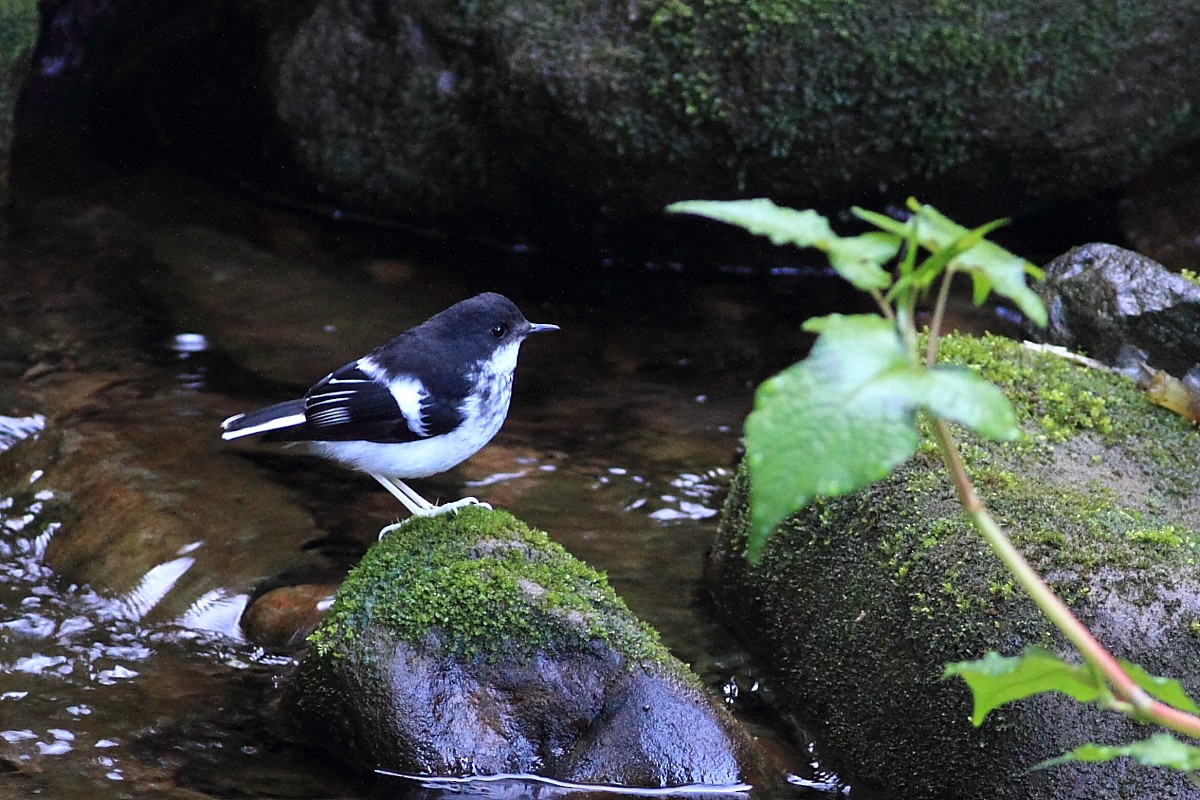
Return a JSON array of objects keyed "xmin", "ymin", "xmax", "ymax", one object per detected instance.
[
  {"xmin": 706, "ymin": 333, "xmax": 1200, "ymax": 800},
  {"xmin": 1120, "ymin": 143, "xmax": 1200, "ymax": 269},
  {"xmin": 254, "ymin": 0, "xmax": 1200, "ymax": 241},
  {"xmin": 0, "ymin": 0, "xmax": 36, "ymax": 215},
  {"xmin": 1029, "ymin": 243, "xmax": 1200, "ymax": 376},
  {"xmin": 20, "ymin": 1, "xmax": 1200, "ymax": 250},
  {"xmin": 287, "ymin": 506, "xmax": 767, "ymax": 787}
]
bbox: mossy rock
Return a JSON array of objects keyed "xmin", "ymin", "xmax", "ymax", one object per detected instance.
[
  {"xmin": 260, "ymin": 0, "xmax": 1200, "ymax": 242},
  {"xmin": 0, "ymin": 0, "xmax": 36, "ymax": 210},
  {"xmin": 706, "ymin": 332, "xmax": 1200, "ymax": 799},
  {"xmin": 288, "ymin": 507, "xmax": 769, "ymax": 787}
]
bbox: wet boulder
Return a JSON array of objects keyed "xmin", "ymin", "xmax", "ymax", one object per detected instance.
[
  {"xmin": 254, "ymin": 0, "xmax": 1200, "ymax": 242},
  {"xmin": 20, "ymin": 2, "xmax": 1200, "ymax": 250},
  {"xmin": 1029, "ymin": 243, "xmax": 1200, "ymax": 377},
  {"xmin": 706, "ymin": 333, "xmax": 1200, "ymax": 800},
  {"xmin": 0, "ymin": 0, "xmax": 36, "ymax": 213},
  {"xmin": 287, "ymin": 506, "xmax": 767, "ymax": 787}
]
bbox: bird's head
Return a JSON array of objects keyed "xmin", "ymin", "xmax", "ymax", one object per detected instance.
[{"xmin": 444, "ymin": 292, "xmax": 559, "ymax": 349}]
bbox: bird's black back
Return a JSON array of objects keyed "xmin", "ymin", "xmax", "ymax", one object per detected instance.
[{"xmin": 261, "ymin": 293, "xmax": 529, "ymax": 444}]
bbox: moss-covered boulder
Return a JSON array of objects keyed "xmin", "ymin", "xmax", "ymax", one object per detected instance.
[
  {"xmin": 258, "ymin": 0, "xmax": 1200, "ymax": 242},
  {"xmin": 0, "ymin": 0, "xmax": 36, "ymax": 214},
  {"xmin": 287, "ymin": 506, "xmax": 768, "ymax": 787},
  {"xmin": 706, "ymin": 333, "xmax": 1200, "ymax": 799}
]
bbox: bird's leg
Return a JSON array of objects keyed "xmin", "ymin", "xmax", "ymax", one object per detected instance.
[
  {"xmin": 373, "ymin": 475, "xmax": 492, "ymax": 539},
  {"xmin": 371, "ymin": 474, "xmax": 431, "ymax": 515}
]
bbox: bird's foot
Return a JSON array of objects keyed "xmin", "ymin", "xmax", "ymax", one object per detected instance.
[
  {"xmin": 377, "ymin": 497, "xmax": 492, "ymax": 539},
  {"xmin": 378, "ymin": 520, "xmax": 408, "ymax": 539},
  {"xmin": 416, "ymin": 496, "xmax": 492, "ymax": 517}
]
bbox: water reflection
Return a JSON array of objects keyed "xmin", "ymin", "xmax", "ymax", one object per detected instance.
[
  {"xmin": 170, "ymin": 331, "xmax": 211, "ymax": 394},
  {"xmin": 0, "ymin": 414, "xmax": 45, "ymax": 452},
  {"xmin": 0, "ymin": 460, "xmax": 285, "ymax": 793},
  {"xmin": 117, "ymin": 555, "xmax": 196, "ymax": 620},
  {"xmin": 589, "ymin": 466, "xmax": 727, "ymax": 524},
  {"xmin": 0, "ymin": 172, "xmax": 886, "ymax": 799},
  {"xmin": 175, "ymin": 588, "xmax": 250, "ymax": 637},
  {"xmin": 378, "ymin": 770, "xmax": 753, "ymax": 798}
]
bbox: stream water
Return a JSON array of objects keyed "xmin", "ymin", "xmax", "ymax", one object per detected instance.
[{"xmin": 0, "ymin": 168, "xmax": 1053, "ymax": 799}]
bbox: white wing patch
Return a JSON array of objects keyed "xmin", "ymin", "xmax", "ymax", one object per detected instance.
[
  {"xmin": 358, "ymin": 356, "xmax": 430, "ymax": 437},
  {"xmin": 356, "ymin": 356, "xmax": 386, "ymax": 379},
  {"xmin": 357, "ymin": 352, "xmax": 429, "ymax": 434},
  {"xmin": 387, "ymin": 375, "xmax": 430, "ymax": 437}
]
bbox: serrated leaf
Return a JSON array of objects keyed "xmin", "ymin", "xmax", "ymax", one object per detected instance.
[
  {"xmin": 743, "ymin": 314, "xmax": 1020, "ymax": 559},
  {"xmin": 1038, "ymin": 733, "xmax": 1200, "ymax": 772},
  {"xmin": 1120, "ymin": 660, "xmax": 1200, "ymax": 714},
  {"xmin": 667, "ymin": 199, "xmax": 835, "ymax": 245},
  {"xmin": 942, "ymin": 648, "xmax": 1104, "ymax": 726},
  {"xmin": 903, "ymin": 200, "xmax": 1048, "ymax": 327},
  {"xmin": 666, "ymin": 199, "xmax": 896, "ymax": 291}
]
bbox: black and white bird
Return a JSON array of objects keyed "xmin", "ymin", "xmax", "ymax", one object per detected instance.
[{"xmin": 220, "ymin": 292, "xmax": 558, "ymax": 518}]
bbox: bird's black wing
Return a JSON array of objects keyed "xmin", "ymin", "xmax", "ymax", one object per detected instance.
[{"xmin": 279, "ymin": 362, "xmax": 463, "ymax": 443}]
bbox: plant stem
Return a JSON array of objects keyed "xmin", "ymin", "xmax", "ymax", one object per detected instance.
[
  {"xmin": 870, "ymin": 288, "xmax": 896, "ymax": 322},
  {"xmin": 925, "ymin": 268, "xmax": 956, "ymax": 367},
  {"xmin": 931, "ymin": 418, "xmax": 1200, "ymax": 739}
]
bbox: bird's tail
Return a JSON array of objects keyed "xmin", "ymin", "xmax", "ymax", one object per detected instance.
[{"xmin": 221, "ymin": 399, "xmax": 307, "ymax": 441}]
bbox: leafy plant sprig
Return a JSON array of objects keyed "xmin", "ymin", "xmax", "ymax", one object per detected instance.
[{"xmin": 667, "ymin": 197, "xmax": 1200, "ymax": 776}]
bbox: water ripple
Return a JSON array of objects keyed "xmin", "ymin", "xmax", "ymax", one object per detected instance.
[
  {"xmin": 0, "ymin": 413, "xmax": 45, "ymax": 453},
  {"xmin": 594, "ymin": 466, "xmax": 729, "ymax": 524},
  {"xmin": 0, "ymin": 458, "xmax": 270, "ymax": 785}
]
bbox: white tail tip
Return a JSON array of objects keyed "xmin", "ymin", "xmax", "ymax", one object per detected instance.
[{"xmin": 220, "ymin": 412, "xmax": 306, "ymax": 440}]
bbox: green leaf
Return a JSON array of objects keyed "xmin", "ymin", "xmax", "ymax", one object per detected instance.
[
  {"xmin": 851, "ymin": 206, "xmax": 909, "ymax": 238},
  {"xmin": 907, "ymin": 217, "xmax": 1011, "ymax": 295},
  {"xmin": 666, "ymin": 199, "xmax": 897, "ymax": 291},
  {"xmin": 827, "ymin": 232, "xmax": 902, "ymax": 291},
  {"xmin": 743, "ymin": 314, "xmax": 1020, "ymax": 559},
  {"xmin": 942, "ymin": 648, "xmax": 1105, "ymax": 726},
  {"xmin": 1038, "ymin": 733, "xmax": 1200, "ymax": 773},
  {"xmin": 876, "ymin": 365, "xmax": 1020, "ymax": 441},
  {"xmin": 903, "ymin": 200, "xmax": 1048, "ymax": 327},
  {"xmin": 1120, "ymin": 660, "xmax": 1200, "ymax": 714},
  {"xmin": 945, "ymin": 650, "xmax": 1200, "ymax": 730}
]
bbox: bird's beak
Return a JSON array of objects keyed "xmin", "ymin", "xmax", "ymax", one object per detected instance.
[{"xmin": 527, "ymin": 322, "xmax": 560, "ymax": 335}]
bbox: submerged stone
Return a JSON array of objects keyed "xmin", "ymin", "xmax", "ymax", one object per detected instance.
[
  {"xmin": 707, "ymin": 332, "xmax": 1200, "ymax": 800},
  {"xmin": 287, "ymin": 506, "xmax": 767, "ymax": 787}
]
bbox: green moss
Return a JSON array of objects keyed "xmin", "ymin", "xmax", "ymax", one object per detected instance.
[
  {"xmin": 849, "ymin": 447, "xmax": 1188, "ymax": 622},
  {"xmin": 935, "ymin": 332, "xmax": 1200, "ymax": 508},
  {"xmin": 711, "ymin": 330, "xmax": 1200, "ymax": 737},
  {"xmin": 936, "ymin": 333, "xmax": 1127, "ymax": 442},
  {"xmin": 631, "ymin": 0, "xmax": 1172, "ymax": 179},
  {"xmin": 0, "ymin": 0, "xmax": 36, "ymax": 154},
  {"xmin": 1126, "ymin": 524, "xmax": 1199, "ymax": 552},
  {"xmin": 309, "ymin": 507, "xmax": 671, "ymax": 665}
]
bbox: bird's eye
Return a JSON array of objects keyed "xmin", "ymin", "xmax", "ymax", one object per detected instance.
[{"xmin": 490, "ymin": 323, "xmax": 508, "ymax": 339}]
